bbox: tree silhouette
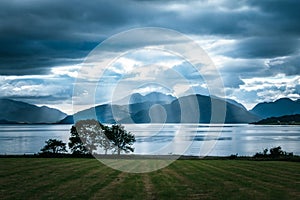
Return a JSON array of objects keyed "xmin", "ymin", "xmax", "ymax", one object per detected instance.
[
  {"xmin": 73, "ymin": 119, "xmax": 102, "ymax": 154},
  {"xmin": 40, "ymin": 139, "xmax": 67, "ymax": 154},
  {"xmin": 98, "ymin": 123, "xmax": 113, "ymax": 154},
  {"xmin": 270, "ymin": 146, "xmax": 284, "ymax": 157},
  {"xmin": 68, "ymin": 120, "xmax": 135, "ymax": 155},
  {"xmin": 254, "ymin": 146, "xmax": 294, "ymax": 159},
  {"xmin": 68, "ymin": 126, "xmax": 89, "ymax": 154},
  {"xmin": 105, "ymin": 124, "xmax": 135, "ymax": 155}
]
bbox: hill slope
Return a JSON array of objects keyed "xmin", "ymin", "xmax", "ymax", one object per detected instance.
[
  {"xmin": 250, "ymin": 98, "xmax": 300, "ymax": 119},
  {"xmin": 125, "ymin": 94, "xmax": 259, "ymax": 123},
  {"xmin": 0, "ymin": 99, "xmax": 66, "ymax": 124},
  {"xmin": 64, "ymin": 94, "xmax": 259, "ymax": 124}
]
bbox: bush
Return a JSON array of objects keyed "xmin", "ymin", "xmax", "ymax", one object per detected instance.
[{"xmin": 253, "ymin": 146, "xmax": 294, "ymax": 159}]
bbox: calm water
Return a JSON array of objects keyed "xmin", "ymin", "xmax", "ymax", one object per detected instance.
[{"xmin": 0, "ymin": 124, "xmax": 300, "ymax": 156}]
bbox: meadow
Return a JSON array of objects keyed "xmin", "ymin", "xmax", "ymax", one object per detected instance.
[{"xmin": 1, "ymin": 158, "xmax": 299, "ymax": 199}]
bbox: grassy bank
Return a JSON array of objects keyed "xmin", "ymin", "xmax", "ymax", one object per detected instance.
[{"xmin": 1, "ymin": 158, "xmax": 299, "ymax": 199}]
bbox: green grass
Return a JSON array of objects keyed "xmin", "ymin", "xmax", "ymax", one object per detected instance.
[{"xmin": 1, "ymin": 158, "xmax": 299, "ymax": 199}]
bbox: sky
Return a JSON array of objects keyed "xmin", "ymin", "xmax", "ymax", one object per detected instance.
[{"xmin": 0, "ymin": 0, "xmax": 299, "ymax": 114}]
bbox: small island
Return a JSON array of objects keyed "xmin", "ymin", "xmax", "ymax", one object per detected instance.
[{"xmin": 251, "ymin": 114, "xmax": 300, "ymax": 125}]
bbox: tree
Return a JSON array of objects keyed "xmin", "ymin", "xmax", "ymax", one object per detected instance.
[
  {"xmin": 69, "ymin": 121, "xmax": 112, "ymax": 155},
  {"xmin": 105, "ymin": 124, "xmax": 135, "ymax": 155},
  {"xmin": 263, "ymin": 148, "xmax": 268, "ymax": 155},
  {"xmin": 40, "ymin": 139, "xmax": 67, "ymax": 154},
  {"xmin": 68, "ymin": 120, "xmax": 135, "ymax": 155},
  {"xmin": 270, "ymin": 146, "xmax": 284, "ymax": 157},
  {"xmin": 98, "ymin": 123, "xmax": 113, "ymax": 154},
  {"xmin": 72, "ymin": 119, "xmax": 114, "ymax": 154},
  {"xmin": 73, "ymin": 119, "xmax": 102, "ymax": 154},
  {"xmin": 68, "ymin": 126, "xmax": 89, "ymax": 154}
]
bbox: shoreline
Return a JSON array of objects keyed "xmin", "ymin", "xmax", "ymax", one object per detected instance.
[{"xmin": 1, "ymin": 153, "xmax": 299, "ymax": 161}]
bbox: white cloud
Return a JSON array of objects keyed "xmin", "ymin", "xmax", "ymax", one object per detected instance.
[
  {"xmin": 240, "ymin": 74, "xmax": 300, "ymax": 92},
  {"xmin": 227, "ymin": 74, "xmax": 300, "ymax": 109},
  {"xmin": 133, "ymin": 84, "xmax": 173, "ymax": 95},
  {"xmin": 110, "ymin": 57, "xmax": 142, "ymax": 74},
  {"xmin": 51, "ymin": 65, "xmax": 80, "ymax": 78}
]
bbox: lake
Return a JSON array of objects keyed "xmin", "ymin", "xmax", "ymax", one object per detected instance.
[{"xmin": 0, "ymin": 124, "xmax": 300, "ymax": 156}]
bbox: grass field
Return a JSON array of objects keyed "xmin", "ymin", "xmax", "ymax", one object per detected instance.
[{"xmin": 1, "ymin": 158, "xmax": 299, "ymax": 199}]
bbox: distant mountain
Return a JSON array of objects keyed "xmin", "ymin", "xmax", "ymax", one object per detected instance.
[
  {"xmin": 0, "ymin": 99, "xmax": 66, "ymax": 124},
  {"xmin": 58, "ymin": 115, "xmax": 74, "ymax": 124},
  {"xmin": 63, "ymin": 93, "xmax": 259, "ymax": 124},
  {"xmin": 124, "ymin": 94, "xmax": 259, "ymax": 123},
  {"xmin": 252, "ymin": 114, "xmax": 300, "ymax": 125},
  {"xmin": 59, "ymin": 101, "xmax": 162, "ymax": 124},
  {"xmin": 65, "ymin": 104, "xmax": 131, "ymax": 124},
  {"xmin": 224, "ymin": 99, "xmax": 247, "ymax": 110},
  {"xmin": 250, "ymin": 98, "xmax": 300, "ymax": 119},
  {"xmin": 0, "ymin": 119, "xmax": 19, "ymax": 124},
  {"xmin": 115, "ymin": 92, "xmax": 176, "ymax": 105}
]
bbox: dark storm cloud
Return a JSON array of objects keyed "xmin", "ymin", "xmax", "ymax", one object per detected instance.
[
  {"xmin": 0, "ymin": 0, "xmax": 300, "ymax": 76},
  {"xmin": 248, "ymin": 0, "xmax": 300, "ymax": 36},
  {"xmin": 0, "ymin": 0, "xmax": 148, "ymax": 75},
  {"xmin": 223, "ymin": 37, "xmax": 300, "ymax": 59},
  {"xmin": 266, "ymin": 54, "xmax": 300, "ymax": 76}
]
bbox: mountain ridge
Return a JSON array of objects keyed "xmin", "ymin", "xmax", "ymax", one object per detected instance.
[
  {"xmin": 0, "ymin": 99, "xmax": 67, "ymax": 124},
  {"xmin": 115, "ymin": 92, "xmax": 176, "ymax": 105},
  {"xmin": 250, "ymin": 98, "xmax": 300, "ymax": 119},
  {"xmin": 65, "ymin": 93, "xmax": 260, "ymax": 124},
  {"xmin": 2, "ymin": 94, "xmax": 299, "ymax": 124}
]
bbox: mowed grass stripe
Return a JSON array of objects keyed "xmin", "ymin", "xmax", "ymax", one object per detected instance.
[
  {"xmin": 150, "ymin": 169, "xmax": 187, "ymax": 199},
  {"xmin": 214, "ymin": 161, "xmax": 300, "ymax": 188},
  {"xmin": 150, "ymin": 161, "xmax": 253, "ymax": 199},
  {"xmin": 91, "ymin": 160, "xmax": 153, "ymax": 199},
  {"xmin": 1, "ymin": 158, "xmax": 94, "ymax": 198},
  {"xmin": 171, "ymin": 160, "xmax": 279, "ymax": 199},
  {"xmin": 142, "ymin": 173, "xmax": 156, "ymax": 200},
  {"xmin": 1, "ymin": 158, "xmax": 110, "ymax": 199},
  {"xmin": 209, "ymin": 160, "xmax": 300, "ymax": 180},
  {"xmin": 94, "ymin": 173, "xmax": 145, "ymax": 200},
  {"xmin": 198, "ymin": 160, "xmax": 298, "ymax": 199},
  {"xmin": 1, "ymin": 158, "xmax": 300, "ymax": 199},
  {"xmin": 226, "ymin": 161, "xmax": 300, "ymax": 199},
  {"xmin": 180, "ymin": 160, "xmax": 267, "ymax": 199},
  {"xmin": 23, "ymin": 159, "xmax": 109, "ymax": 199},
  {"xmin": 147, "ymin": 160, "xmax": 215, "ymax": 199},
  {"xmin": 201, "ymin": 160, "xmax": 300, "ymax": 192},
  {"xmin": 0, "ymin": 158, "xmax": 80, "ymax": 177},
  {"xmin": 40, "ymin": 164, "xmax": 120, "ymax": 199}
]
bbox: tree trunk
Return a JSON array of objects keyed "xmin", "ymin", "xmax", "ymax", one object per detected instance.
[{"xmin": 118, "ymin": 148, "xmax": 121, "ymax": 155}]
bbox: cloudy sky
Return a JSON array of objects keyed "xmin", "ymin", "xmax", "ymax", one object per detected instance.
[{"xmin": 0, "ymin": 0, "xmax": 299, "ymax": 114}]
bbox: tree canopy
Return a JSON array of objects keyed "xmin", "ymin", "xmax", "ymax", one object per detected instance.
[
  {"xmin": 71, "ymin": 119, "xmax": 102, "ymax": 154},
  {"xmin": 68, "ymin": 126, "xmax": 89, "ymax": 154},
  {"xmin": 40, "ymin": 139, "xmax": 67, "ymax": 154},
  {"xmin": 105, "ymin": 124, "xmax": 136, "ymax": 155},
  {"xmin": 69, "ymin": 119, "xmax": 135, "ymax": 155}
]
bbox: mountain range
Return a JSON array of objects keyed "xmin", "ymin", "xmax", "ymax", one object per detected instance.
[
  {"xmin": 116, "ymin": 92, "xmax": 176, "ymax": 105},
  {"xmin": 1, "ymin": 93, "xmax": 299, "ymax": 124},
  {"xmin": 0, "ymin": 99, "xmax": 66, "ymax": 124},
  {"xmin": 250, "ymin": 98, "xmax": 300, "ymax": 119}
]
